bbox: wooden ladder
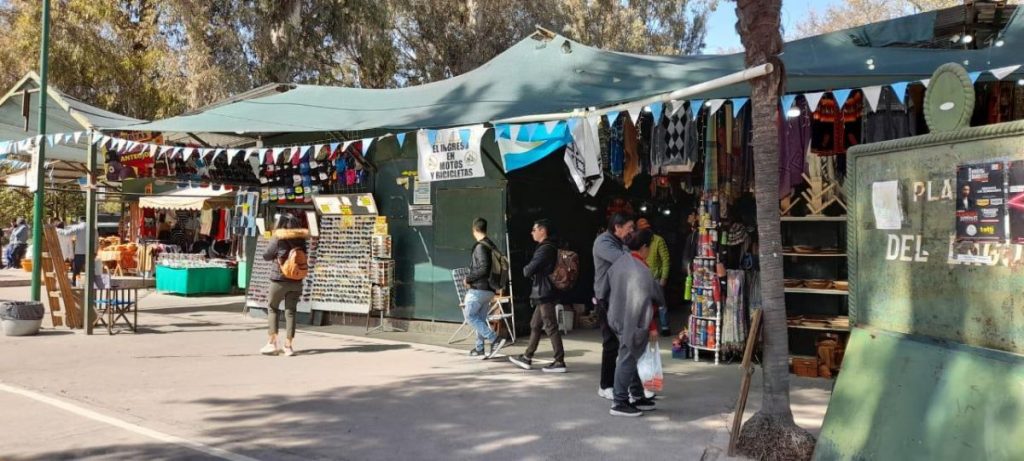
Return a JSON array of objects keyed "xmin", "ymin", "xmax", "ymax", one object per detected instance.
[{"xmin": 41, "ymin": 226, "xmax": 83, "ymax": 329}]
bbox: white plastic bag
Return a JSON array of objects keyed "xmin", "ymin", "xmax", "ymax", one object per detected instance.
[{"xmin": 638, "ymin": 342, "xmax": 664, "ymax": 392}]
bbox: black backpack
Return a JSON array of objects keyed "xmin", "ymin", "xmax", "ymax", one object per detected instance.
[{"xmin": 480, "ymin": 240, "xmax": 510, "ymax": 294}]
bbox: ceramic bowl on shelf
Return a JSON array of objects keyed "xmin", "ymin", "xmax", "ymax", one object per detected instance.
[
  {"xmin": 793, "ymin": 245, "xmax": 819, "ymax": 254},
  {"xmin": 832, "ymin": 280, "xmax": 849, "ymax": 290},
  {"xmin": 784, "ymin": 279, "xmax": 803, "ymax": 288}
]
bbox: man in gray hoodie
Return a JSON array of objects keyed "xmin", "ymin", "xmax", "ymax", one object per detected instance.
[
  {"xmin": 593, "ymin": 212, "xmax": 634, "ymax": 399},
  {"xmin": 606, "ymin": 229, "xmax": 664, "ymax": 417}
]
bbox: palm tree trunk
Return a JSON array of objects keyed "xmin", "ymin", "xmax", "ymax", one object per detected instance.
[{"xmin": 735, "ymin": 0, "xmax": 816, "ymax": 459}]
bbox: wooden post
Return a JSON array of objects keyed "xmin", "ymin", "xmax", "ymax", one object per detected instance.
[{"xmin": 729, "ymin": 308, "xmax": 764, "ymax": 456}]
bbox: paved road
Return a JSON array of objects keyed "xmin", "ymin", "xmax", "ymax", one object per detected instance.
[{"xmin": 0, "ymin": 288, "xmax": 830, "ymax": 460}]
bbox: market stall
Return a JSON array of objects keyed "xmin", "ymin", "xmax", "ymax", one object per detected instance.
[
  {"xmin": 244, "ymin": 193, "xmax": 394, "ymax": 328},
  {"xmin": 140, "ymin": 187, "xmax": 242, "ymax": 295}
]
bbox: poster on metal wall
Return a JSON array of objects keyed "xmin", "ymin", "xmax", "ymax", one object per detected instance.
[
  {"xmin": 416, "ymin": 126, "xmax": 486, "ymax": 182},
  {"xmin": 1007, "ymin": 160, "xmax": 1024, "ymax": 243},
  {"xmin": 955, "ymin": 160, "xmax": 1006, "ymax": 242}
]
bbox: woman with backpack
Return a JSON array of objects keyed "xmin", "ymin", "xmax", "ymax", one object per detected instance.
[{"xmin": 261, "ymin": 214, "xmax": 310, "ymax": 356}]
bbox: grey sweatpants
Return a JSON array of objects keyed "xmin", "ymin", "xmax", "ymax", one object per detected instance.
[
  {"xmin": 612, "ymin": 333, "xmax": 646, "ymax": 405},
  {"xmin": 268, "ymin": 280, "xmax": 302, "ymax": 339}
]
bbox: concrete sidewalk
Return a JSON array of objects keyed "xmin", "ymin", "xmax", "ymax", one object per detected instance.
[{"xmin": 0, "ymin": 286, "xmax": 831, "ymax": 460}]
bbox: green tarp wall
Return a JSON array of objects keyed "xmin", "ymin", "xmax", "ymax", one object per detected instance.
[{"xmin": 372, "ymin": 135, "xmax": 507, "ymax": 322}]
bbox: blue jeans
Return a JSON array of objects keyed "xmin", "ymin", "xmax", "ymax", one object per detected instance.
[
  {"xmin": 659, "ymin": 305, "xmax": 669, "ymax": 331},
  {"xmin": 464, "ymin": 289, "xmax": 497, "ymax": 350}
]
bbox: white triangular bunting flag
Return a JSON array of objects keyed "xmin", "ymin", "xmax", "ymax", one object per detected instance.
[
  {"xmin": 920, "ymin": 78, "xmax": 930, "ymax": 88},
  {"xmin": 313, "ymin": 144, "xmax": 324, "ymax": 156},
  {"xmin": 668, "ymin": 100, "xmax": 685, "ymax": 117},
  {"xmin": 991, "ymin": 64, "xmax": 1021, "ymax": 81},
  {"xmin": 361, "ymin": 138, "xmax": 373, "ymax": 156},
  {"xmin": 98, "ymin": 135, "xmax": 110, "ymax": 148},
  {"xmin": 149, "ymin": 144, "xmax": 159, "ymax": 157},
  {"xmin": 862, "ymin": 86, "xmax": 884, "ymax": 112},
  {"xmin": 509, "ymin": 124, "xmax": 522, "ymax": 142},
  {"xmin": 159, "ymin": 146, "xmax": 173, "ymax": 156},
  {"xmin": 72, "ymin": 132, "xmax": 82, "ymax": 144},
  {"xmin": 706, "ymin": 99, "xmax": 726, "ymax": 117},
  {"xmin": 183, "ymin": 147, "xmax": 195, "ymax": 160},
  {"xmin": 544, "ymin": 120, "xmax": 561, "ymax": 136},
  {"xmin": 626, "ymin": 104, "xmax": 644, "ymax": 126},
  {"xmin": 470, "ymin": 124, "xmax": 487, "ymax": 148},
  {"xmin": 802, "ymin": 91, "xmax": 827, "ymax": 112}
]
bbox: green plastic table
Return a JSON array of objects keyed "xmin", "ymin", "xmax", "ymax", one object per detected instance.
[{"xmin": 155, "ymin": 265, "xmax": 236, "ymax": 296}]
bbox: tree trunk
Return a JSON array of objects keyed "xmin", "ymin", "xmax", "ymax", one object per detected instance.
[{"xmin": 735, "ymin": 0, "xmax": 816, "ymax": 459}]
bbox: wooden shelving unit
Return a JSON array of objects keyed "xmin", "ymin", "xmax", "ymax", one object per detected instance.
[{"xmin": 781, "ymin": 215, "xmax": 850, "ymax": 377}]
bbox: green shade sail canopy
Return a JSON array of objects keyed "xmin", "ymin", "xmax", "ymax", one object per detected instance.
[{"xmin": 116, "ymin": 8, "xmax": 1024, "ymax": 137}]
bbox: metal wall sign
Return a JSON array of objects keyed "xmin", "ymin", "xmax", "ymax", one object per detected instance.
[{"xmin": 409, "ymin": 205, "xmax": 433, "ymax": 226}]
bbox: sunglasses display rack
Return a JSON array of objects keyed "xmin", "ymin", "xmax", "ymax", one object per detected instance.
[
  {"xmin": 369, "ymin": 259, "xmax": 395, "ymax": 287},
  {"xmin": 245, "ymin": 237, "xmax": 273, "ymax": 309},
  {"xmin": 371, "ymin": 235, "xmax": 392, "ymax": 259},
  {"xmin": 308, "ymin": 215, "xmax": 376, "ymax": 314},
  {"xmin": 244, "ymin": 235, "xmax": 317, "ymax": 313}
]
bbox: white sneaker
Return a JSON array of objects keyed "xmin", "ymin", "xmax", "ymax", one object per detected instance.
[
  {"xmin": 260, "ymin": 342, "xmax": 279, "ymax": 355},
  {"xmin": 644, "ymin": 389, "xmax": 658, "ymax": 400},
  {"xmin": 283, "ymin": 346, "xmax": 295, "ymax": 357},
  {"xmin": 598, "ymin": 387, "xmax": 614, "ymax": 400}
]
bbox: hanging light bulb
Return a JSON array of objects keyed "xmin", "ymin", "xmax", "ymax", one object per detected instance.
[
  {"xmin": 662, "ymin": 208, "xmax": 672, "ymax": 217},
  {"xmin": 995, "ymin": 39, "xmax": 1005, "ymax": 47},
  {"xmin": 964, "ymin": 60, "xmax": 970, "ymax": 66},
  {"xmin": 866, "ymin": 58, "xmax": 874, "ymax": 66},
  {"xmin": 786, "ymin": 107, "xmax": 801, "ymax": 118},
  {"xmin": 1018, "ymin": 79, "xmax": 1024, "ymax": 86},
  {"xmin": 962, "ymin": 35, "xmax": 974, "ymax": 44},
  {"xmin": 951, "ymin": 34, "xmax": 961, "ymax": 43},
  {"xmin": 868, "ymin": 63, "xmax": 876, "ymax": 70}
]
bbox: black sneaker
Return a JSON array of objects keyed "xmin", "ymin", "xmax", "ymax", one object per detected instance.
[
  {"xmin": 469, "ymin": 348, "xmax": 485, "ymax": 358},
  {"xmin": 542, "ymin": 361, "xmax": 567, "ymax": 373},
  {"xmin": 610, "ymin": 403, "xmax": 643, "ymax": 417},
  {"xmin": 630, "ymin": 396, "xmax": 656, "ymax": 411},
  {"xmin": 486, "ymin": 338, "xmax": 507, "ymax": 359},
  {"xmin": 509, "ymin": 354, "xmax": 533, "ymax": 370}
]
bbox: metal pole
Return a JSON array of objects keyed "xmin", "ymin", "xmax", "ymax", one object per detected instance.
[
  {"xmin": 30, "ymin": 0, "xmax": 51, "ymax": 301},
  {"xmin": 83, "ymin": 139, "xmax": 96, "ymax": 335}
]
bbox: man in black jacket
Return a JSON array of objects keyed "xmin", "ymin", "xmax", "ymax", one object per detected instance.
[
  {"xmin": 509, "ymin": 219, "xmax": 566, "ymax": 373},
  {"xmin": 464, "ymin": 218, "xmax": 507, "ymax": 359}
]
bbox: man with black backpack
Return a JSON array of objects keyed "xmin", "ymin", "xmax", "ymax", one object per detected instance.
[
  {"xmin": 509, "ymin": 219, "xmax": 566, "ymax": 373},
  {"xmin": 464, "ymin": 218, "xmax": 507, "ymax": 359}
]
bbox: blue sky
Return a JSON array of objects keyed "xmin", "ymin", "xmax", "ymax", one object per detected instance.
[{"xmin": 704, "ymin": 0, "xmax": 843, "ymax": 53}]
